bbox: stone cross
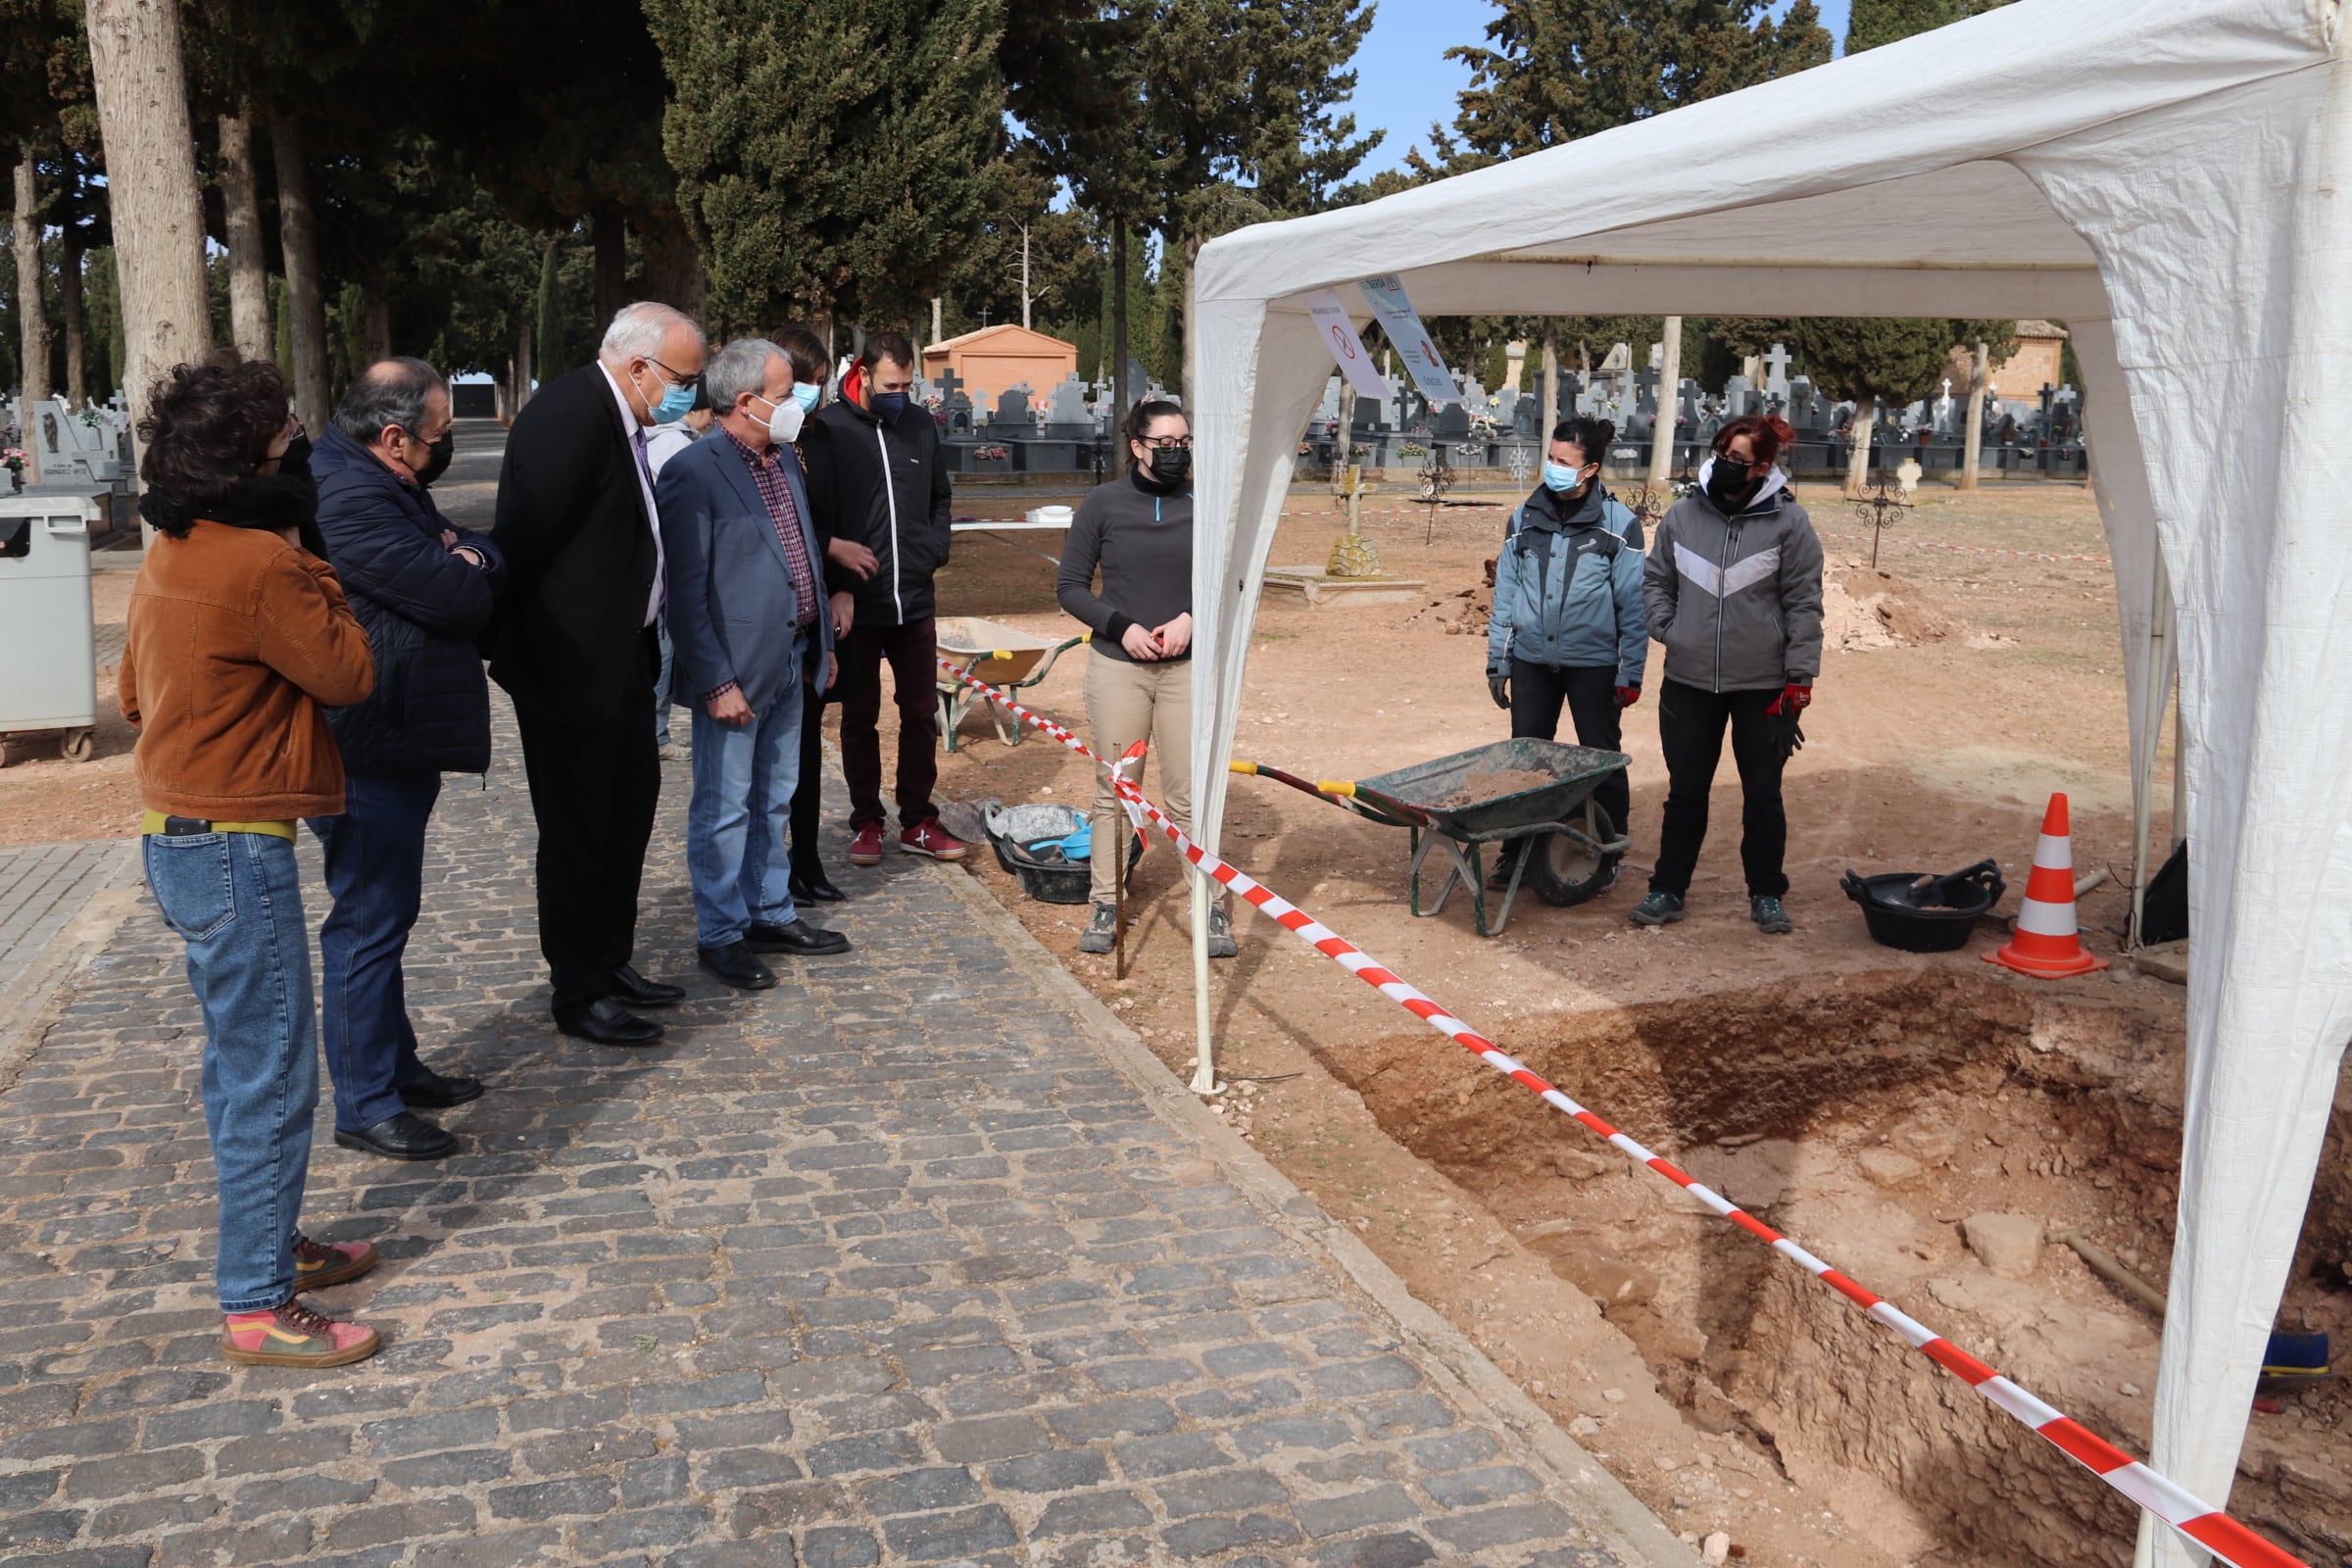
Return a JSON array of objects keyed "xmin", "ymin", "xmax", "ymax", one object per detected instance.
[
  {"xmin": 1762, "ymin": 343, "xmax": 1791, "ymax": 398},
  {"xmin": 1724, "ymin": 374, "xmax": 1756, "ymax": 418},
  {"xmin": 1634, "ymin": 366, "xmax": 1661, "ymax": 416},
  {"xmin": 1048, "ymin": 373, "xmax": 1091, "ymax": 430}
]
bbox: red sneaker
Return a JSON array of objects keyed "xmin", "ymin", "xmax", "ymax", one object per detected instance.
[
  {"xmin": 220, "ymin": 1299, "xmax": 380, "ymax": 1367},
  {"xmin": 900, "ymin": 819, "xmax": 969, "ymax": 861},
  {"xmin": 292, "ymin": 1233, "xmax": 378, "ymax": 1292},
  {"xmin": 848, "ymin": 822, "xmax": 885, "ymax": 866}
]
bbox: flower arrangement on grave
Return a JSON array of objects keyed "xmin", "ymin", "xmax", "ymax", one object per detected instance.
[
  {"xmin": 1467, "ymin": 414, "xmax": 1498, "ymax": 441},
  {"xmin": 1, "ymin": 447, "xmax": 24, "ymax": 475},
  {"xmin": 76, "ymin": 408, "xmax": 105, "ymax": 428},
  {"xmin": 973, "ymin": 444, "xmax": 1008, "ymax": 462},
  {"xmin": 1396, "ymin": 441, "xmax": 1427, "ymax": 458}
]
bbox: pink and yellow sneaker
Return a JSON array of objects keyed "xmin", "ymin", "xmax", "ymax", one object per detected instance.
[
  {"xmin": 220, "ymin": 1299, "xmax": 381, "ymax": 1368},
  {"xmin": 292, "ymin": 1234, "xmax": 378, "ymax": 1292}
]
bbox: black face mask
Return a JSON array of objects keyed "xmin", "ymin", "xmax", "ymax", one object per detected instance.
[
  {"xmin": 1704, "ymin": 461, "xmax": 1755, "ymax": 511},
  {"xmin": 414, "ymin": 429, "xmax": 456, "ymax": 487},
  {"xmin": 277, "ymin": 430, "xmax": 314, "ymax": 480},
  {"xmin": 1146, "ymin": 446, "xmax": 1192, "ymax": 485}
]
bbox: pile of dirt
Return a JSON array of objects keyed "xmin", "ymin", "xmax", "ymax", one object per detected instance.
[
  {"xmin": 1411, "ymin": 576, "xmax": 1494, "ymax": 636},
  {"xmin": 1440, "ymin": 765, "xmax": 1558, "ymax": 808},
  {"xmin": 1824, "ymin": 560, "xmax": 1960, "ymax": 653}
]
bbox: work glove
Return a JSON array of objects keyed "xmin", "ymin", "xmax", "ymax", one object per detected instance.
[
  {"xmin": 1488, "ymin": 670, "xmax": 1510, "ymax": 710},
  {"xmin": 1616, "ymin": 686, "xmax": 1642, "ymax": 709},
  {"xmin": 1771, "ymin": 714, "xmax": 1806, "ymax": 761},
  {"xmin": 1765, "ymin": 682, "xmax": 1812, "ymax": 717}
]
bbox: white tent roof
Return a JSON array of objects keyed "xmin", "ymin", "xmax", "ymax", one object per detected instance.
[{"xmin": 1189, "ymin": 1, "xmax": 2350, "ymax": 1560}]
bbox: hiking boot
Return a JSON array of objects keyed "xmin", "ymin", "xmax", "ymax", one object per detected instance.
[
  {"xmin": 1749, "ymin": 894, "xmax": 1793, "ymax": 935},
  {"xmin": 220, "ymin": 1298, "xmax": 380, "ymax": 1368},
  {"xmin": 1078, "ymin": 903, "xmax": 1118, "ymax": 955},
  {"xmin": 900, "ymin": 819, "xmax": 969, "ymax": 860},
  {"xmin": 847, "ymin": 822, "xmax": 885, "ymax": 866},
  {"xmin": 1207, "ymin": 906, "xmax": 1238, "ymax": 959},
  {"xmin": 292, "ymin": 1234, "xmax": 378, "ymax": 1293},
  {"xmin": 1628, "ymin": 891, "xmax": 1686, "ymax": 927}
]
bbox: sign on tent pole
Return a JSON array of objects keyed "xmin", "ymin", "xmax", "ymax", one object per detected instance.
[
  {"xmin": 1358, "ymin": 273, "xmax": 1460, "ymax": 406},
  {"xmin": 1304, "ymin": 290, "xmax": 1388, "ymax": 399}
]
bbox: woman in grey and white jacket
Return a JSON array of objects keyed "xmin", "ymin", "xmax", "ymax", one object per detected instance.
[{"xmin": 1631, "ymin": 414, "xmax": 1824, "ymax": 935}]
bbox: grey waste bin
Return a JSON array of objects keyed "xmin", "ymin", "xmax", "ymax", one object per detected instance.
[{"xmin": 0, "ymin": 489, "xmax": 101, "ymax": 763}]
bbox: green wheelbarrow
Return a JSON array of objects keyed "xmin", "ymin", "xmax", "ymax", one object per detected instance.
[
  {"xmin": 935, "ymin": 616, "xmax": 1088, "ymax": 753},
  {"xmin": 1233, "ymin": 736, "xmax": 1631, "ymax": 937}
]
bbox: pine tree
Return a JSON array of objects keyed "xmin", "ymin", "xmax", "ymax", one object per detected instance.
[
  {"xmin": 1845, "ymin": 0, "xmax": 2012, "ymax": 53},
  {"xmin": 648, "ymin": 0, "xmax": 1007, "ymax": 335}
]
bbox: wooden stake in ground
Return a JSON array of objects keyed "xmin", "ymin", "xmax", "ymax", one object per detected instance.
[
  {"xmin": 218, "ymin": 112, "xmax": 271, "ymax": 358},
  {"xmin": 270, "ymin": 117, "xmax": 328, "ymax": 430},
  {"xmin": 1959, "ymin": 338, "xmax": 1988, "ymax": 492},
  {"xmin": 1646, "ymin": 315, "xmax": 1683, "ymax": 493},
  {"xmin": 83, "ymin": 0, "xmax": 213, "ymax": 467},
  {"xmin": 13, "ymin": 154, "xmax": 50, "ymax": 477}
]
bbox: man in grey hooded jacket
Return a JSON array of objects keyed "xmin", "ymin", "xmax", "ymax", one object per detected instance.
[{"xmin": 1631, "ymin": 415, "xmax": 1824, "ymax": 934}]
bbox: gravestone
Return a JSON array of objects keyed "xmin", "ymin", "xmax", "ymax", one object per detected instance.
[
  {"xmin": 1724, "ymin": 375, "xmax": 1756, "ymax": 418},
  {"xmin": 995, "ymin": 385, "xmax": 1033, "ymax": 427},
  {"xmin": 937, "ymin": 368, "xmax": 974, "ymax": 434},
  {"xmin": 1460, "ymin": 371, "xmax": 1487, "ymax": 409},
  {"xmin": 1496, "ymin": 387, "xmax": 1519, "ymax": 431},
  {"xmin": 1045, "ymin": 374, "xmax": 1092, "ymax": 439},
  {"xmin": 1763, "ymin": 343, "xmax": 1791, "ymax": 401},
  {"xmin": 1432, "ymin": 400, "xmax": 1472, "ymax": 440},
  {"xmin": 1512, "ymin": 391, "xmax": 1542, "ymax": 438},
  {"xmin": 1634, "ymin": 366, "xmax": 1661, "ymax": 416}
]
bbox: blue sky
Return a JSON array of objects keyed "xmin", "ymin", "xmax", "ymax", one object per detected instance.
[{"xmin": 1348, "ymin": 0, "xmax": 1851, "ymax": 177}]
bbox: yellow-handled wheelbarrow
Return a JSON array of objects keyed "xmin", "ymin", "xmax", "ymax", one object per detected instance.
[{"xmin": 934, "ymin": 616, "xmax": 1089, "ymax": 753}]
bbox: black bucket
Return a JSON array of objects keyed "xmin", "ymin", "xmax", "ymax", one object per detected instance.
[{"xmin": 1839, "ymin": 859, "xmax": 2006, "ymax": 954}]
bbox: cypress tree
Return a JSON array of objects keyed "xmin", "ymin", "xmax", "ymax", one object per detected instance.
[
  {"xmin": 533, "ymin": 237, "xmax": 573, "ymax": 381},
  {"xmin": 1845, "ymin": 0, "xmax": 2012, "ymax": 53}
]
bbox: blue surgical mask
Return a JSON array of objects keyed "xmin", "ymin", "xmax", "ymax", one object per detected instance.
[
  {"xmin": 870, "ymin": 390, "xmax": 908, "ymax": 423},
  {"xmin": 1543, "ymin": 461, "xmax": 1587, "ymax": 494},
  {"xmin": 641, "ymin": 365, "xmax": 696, "ymax": 426},
  {"xmin": 791, "ymin": 381, "xmax": 822, "ymax": 413}
]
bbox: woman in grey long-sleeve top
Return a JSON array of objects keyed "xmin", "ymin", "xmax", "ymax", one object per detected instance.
[{"xmin": 1054, "ymin": 400, "xmax": 1234, "ymax": 959}]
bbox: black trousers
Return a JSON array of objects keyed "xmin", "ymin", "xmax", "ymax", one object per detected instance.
[
  {"xmin": 1650, "ymin": 678, "xmax": 1788, "ymax": 899},
  {"xmin": 514, "ymin": 628, "xmax": 662, "ymax": 1013},
  {"xmin": 790, "ymin": 679, "xmax": 828, "ymax": 874},
  {"xmin": 1509, "ymin": 659, "xmax": 1629, "ymax": 835},
  {"xmin": 836, "ymin": 616, "xmax": 939, "ymax": 829}
]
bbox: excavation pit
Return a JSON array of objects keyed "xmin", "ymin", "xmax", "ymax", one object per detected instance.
[{"xmin": 1325, "ymin": 971, "xmax": 2352, "ymax": 1567}]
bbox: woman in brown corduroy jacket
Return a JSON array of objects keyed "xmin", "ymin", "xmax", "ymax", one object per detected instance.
[{"xmin": 120, "ymin": 354, "xmax": 383, "ymax": 1369}]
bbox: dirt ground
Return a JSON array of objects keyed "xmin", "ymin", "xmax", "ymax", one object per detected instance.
[{"xmin": 15, "ymin": 472, "xmax": 2345, "ymax": 1566}]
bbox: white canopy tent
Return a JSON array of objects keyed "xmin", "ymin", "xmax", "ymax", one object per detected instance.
[{"xmin": 1186, "ymin": 0, "xmax": 2351, "ymax": 1560}]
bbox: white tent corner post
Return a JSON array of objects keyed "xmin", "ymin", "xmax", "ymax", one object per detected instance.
[{"xmin": 1188, "ymin": 878, "xmax": 1217, "ymax": 1096}]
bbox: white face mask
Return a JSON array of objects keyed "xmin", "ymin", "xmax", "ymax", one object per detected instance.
[{"xmin": 755, "ymin": 394, "xmax": 806, "ymax": 446}]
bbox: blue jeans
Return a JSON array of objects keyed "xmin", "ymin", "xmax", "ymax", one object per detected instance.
[
  {"xmin": 308, "ymin": 771, "xmax": 442, "ymax": 1131},
  {"xmin": 143, "ymin": 830, "xmax": 318, "ymax": 1313},
  {"xmin": 686, "ymin": 663, "xmax": 805, "ymax": 948}
]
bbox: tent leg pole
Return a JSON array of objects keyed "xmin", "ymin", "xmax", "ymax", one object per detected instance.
[
  {"xmin": 2130, "ymin": 551, "xmax": 2174, "ymax": 950},
  {"xmin": 2172, "ymin": 677, "xmax": 2187, "ymax": 852},
  {"xmin": 1188, "ymin": 873, "xmax": 1218, "ymax": 1096}
]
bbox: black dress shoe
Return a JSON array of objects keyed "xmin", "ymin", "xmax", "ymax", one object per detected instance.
[
  {"xmin": 333, "ymin": 1110, "xmax": 458, "ymax": 1161},
  {"xmin": 745, "ymin": 917, "xmax": 853, "ymax": 956},
  {"xmin": 555, "ymin": 997, "xmax": 666, "ymax": 1046},
  {"xmin": 398, "ymin": 1067, "xmax": 485, "ymax": 1109},
  {"xmin": 699, "ymin": 942, "xmax": 778, "ymax": 990},
  {"xmin": 610, "ymin": 963, "xmax": 685, "ymax": 1007},
  {"xmin": 789, "ymin": 869, "xmax": 848, "ymax": 904}
]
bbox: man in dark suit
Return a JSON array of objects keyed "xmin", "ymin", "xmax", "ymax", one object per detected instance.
[
  {"xmin": 656, "ymin": 338, "xmax": 850, "ymax": 992},
  {"xmin": 488, "ymin": 302, "xmax": 706, "ymax": 1046}
]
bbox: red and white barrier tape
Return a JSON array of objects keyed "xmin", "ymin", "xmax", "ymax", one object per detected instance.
[{"xmin": 937, "ymin": 656, "xmax": 2301, "ymax": 1568}]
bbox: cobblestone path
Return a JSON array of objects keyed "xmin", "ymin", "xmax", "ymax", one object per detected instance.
[{"xmin": 0, "ymin": 701, "xmax": 1677, "ymax": 1568}]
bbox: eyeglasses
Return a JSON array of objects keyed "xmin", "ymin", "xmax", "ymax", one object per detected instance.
[
  {"xmin": 1138, "ymin": 436, "xmax": 1192, "ymax": 451},
  {"xmin": 1714, "ymin": 452, "xmax": 1759, "ymax": 470},
  {"xmin": 645, "ymin": 356, "xmax": 697, "ymax": 390}
]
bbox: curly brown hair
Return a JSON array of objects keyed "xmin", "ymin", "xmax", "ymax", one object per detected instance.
[{"xmin": 137, "ymin": 354, "xmax": 290, "ymax": 515}]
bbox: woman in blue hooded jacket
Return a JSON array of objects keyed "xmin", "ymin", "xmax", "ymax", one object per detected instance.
[{"xmin": 1485, "ymin": 416, "xmax": 1646, "ymax": 882}]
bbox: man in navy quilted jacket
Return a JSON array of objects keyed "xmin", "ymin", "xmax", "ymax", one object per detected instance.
[{"xmin": 308, "ymin": 359, "xmax": 505, "ymax": 1161}]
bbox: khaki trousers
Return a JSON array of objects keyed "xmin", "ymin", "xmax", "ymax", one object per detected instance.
[{"xmin": 1084, "ymin": 654, "xmax": 1193, "ymax": 906}]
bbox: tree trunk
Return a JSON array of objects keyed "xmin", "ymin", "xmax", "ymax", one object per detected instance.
[
  {"xmin": 270, "ymin": 117, "xmax": 329, "ymax": 430},
  {"xmin": 514, "ymin": 316, "xmax": 533, "ymax": 411},
  {"xmin": 1111, "ymin": 224, "xmax": 1130, "ymax": 472},
  {"xmin": 592, "ymin": 203, "xmax": 627, "ymax": 329},
  {"xmin": 637, "ymin": 218, "xmax": 704, "ymax": 323},
  {"xmin": 13, "ymin": 154, "xmax": 51, "ymax": 443},
  {"xmin": 217, "ymin": 110, "xmax": 270, "ymax": 356},
  {"xmin": 61, "ymin": 232, "xmax": 86, "ymax": 406},
  {"xmin": 930, "ymin": 296, "xmax": 942, "ymax": 352},
  {"xmin": 1959, "ymin": 339, "xmax": 1988, "ymax": 492},
  {"xmin": 1179, "ymin": 231, "xmax": 1201, "ymax": 414},
  {"xmin": 1538, "ymin": 320, "xmax": 1559, "ymax": 449},
  {"xmin": 1019, "ymin": 224, "xmax": 1032, "ymax": 331},
  {"xmin": 1647, "ymin": 314, "xmax": 1683, "ymax": 492},
  {"xmin": 1844, "ymin": 394, "xmax": 1878, "ymax": 497},
  {"xmin": 83, "ymin": 0, "xmax": 214, "ymax": 494},
  {"xmin": 360, "ymin": 258, "xmax": 390, "ymax": 363}
]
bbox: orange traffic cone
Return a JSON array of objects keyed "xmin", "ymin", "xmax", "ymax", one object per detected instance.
[{"xmin": 1984, "ymin": 793, "xmax": 2109, "ymax": 979}]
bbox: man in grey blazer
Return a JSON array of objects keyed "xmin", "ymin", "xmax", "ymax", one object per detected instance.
[{"xmin": 656, "ymin": 338, "xmax": 849, "ymax": 990}]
